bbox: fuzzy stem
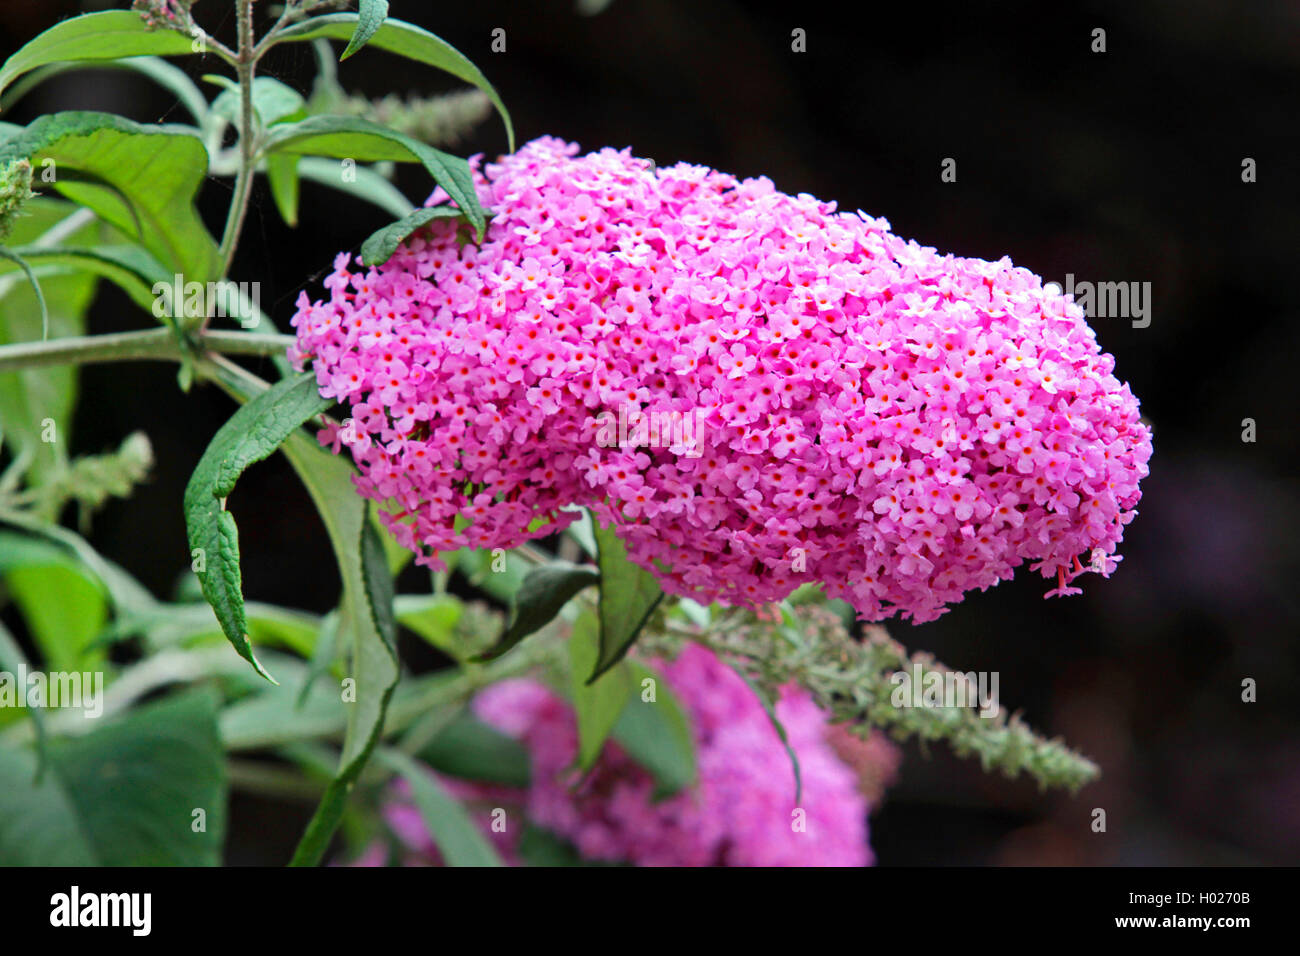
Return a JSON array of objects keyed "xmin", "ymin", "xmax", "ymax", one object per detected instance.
[
  {"xmin": 0, "ymin": 328, "xmax": 295, "ymax": 372},
  {"xmin": 214, "ymin": 0, "xmax": 259, "ymax": 281}
]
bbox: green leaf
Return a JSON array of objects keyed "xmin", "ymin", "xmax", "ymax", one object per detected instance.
[
  {"xmin": 201, "ymin": 73, "xmax": 237, "ymax": 96},
  {"xmin": 0, "ymin": 689, "xmax": 226, "ymax": 866},
  {"xmin": 377, "ymin": 749, "xmax": 504, "ymax": 867},
  {"xmin": 221, "ymin": 670, "xmax": 457, "ymax": 753},
  {"xmin": 266, "ymin": 153, "xmax": 301, "ymax": 226},
  {"xmin": 475, "ymin": 561, "xmax": 599, "ymax": 663},
  {"xmin": 342, "ymin": 0, "xmax": 390, "ymax": 60},
  {"xmin": 0, "ymin": 199, "xmax": 100, "ymax": 484},
  {"xmin": 210, "ymin": 76, "xmax": 308, "ymax": 129},
  {"xmin": 360, "ymin": 205, "xmax": 462, "ymax": 266},
  {"xmin": 253, "ymin": 77, "xmax": 308, "ymax": 125},
  {"xmin": 0, "ymin": 11, "xmax": 198, "ymax": 101},
  {"xmin": 568, "ymin": 610, "xmax": 632, "ymax": 770},
  {"xmin": 612, "ymin": 661, "xmax": 697, "ymax": 799},
  {"xmin": 0, "ymin": 249, "xmax": 46, "ymax": 340},
  {"xmin": 0, "ymin": 619, "xmax": 46, "ymax": 767},
  {"xmin": 589, "ymin": 519, "xmax": 663, "ymax": 683},
  {"xmin": 273, "ymin": 13, "xmax": 514, "ymax": 150},
  {"xmin": 263, "ymin": 115, "xmax": 485, "ymax": 238},
  {"xmin": 4, "ymin": 563, "xmax": 107, "ymax": 673},
  {"xmin": 420, "ymin": 711, "xmax": 531, "ymax": 787},
  {"xmin": 194, "ymin": 365, "xmax": 401, "ymax": 856},
  {"xmin": 394, "ymin": 593, "xmax": 463, "ymax": 657},
  {"xmin": 2, "ymin": 242, "xmax": 172, "ymax": 313},
  {"xmin": 220, "ymin": 675, "xmax": 346, "ymax": 753},
  {"xmin": 1, "ymin": 56, "xmax": 209, "ymax": 123},
  {"xmin": 297, "ymin": 156, "xmax": 414, "ymax": 218},
  {"xmin": 280, "ymin": 432, "xmax": 399, "ymax": 866},
  {"xmin": 133, "ymin": 600, "xmax": 321, "ymax": 658},
  {"xmin": 455, "ymin": 546, "xmax": 529, "ymax": 602},
  {"xmin": 358, "ymin": 517, "xmax": 397, "ymax": 680},
  {"xmin": 0, "ymin": 528, "xmax": 70, "ymax": 573},
  {"xmin": 183, "ymin": 372, "xmax": 333, "ymax": 681},
  {"xmin": 296, "ymin": 608, "xmax": 341, "ymax": 707},
  {"xmin": 0, "ymin": 112, "xmax": 221, "ymax": 282},
  {"xmin": 0, "ymin": 517, "xmax": 157, "ymax": 620}
]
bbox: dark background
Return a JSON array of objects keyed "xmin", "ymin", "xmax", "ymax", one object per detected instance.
[{"xmin": 2, "ymin": 0, "xmax": 1297, "ymax": 865}]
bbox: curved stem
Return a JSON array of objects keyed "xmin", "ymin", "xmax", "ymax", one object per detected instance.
[
  {"xmin": 0, "ymin": 328, "xmax": 295, "ymax": 372},
  {"xmin": 251, "ymin": 0, "xmax": 300, "ymax": 60},
  {"xmin": 215, "ymin": 0, "xmax": 259, "ymax": 282}
]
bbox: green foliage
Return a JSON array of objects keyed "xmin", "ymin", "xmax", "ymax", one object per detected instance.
[
  {"xmin": 0, "ymin": 690, "xmax": 226, "ymax": 866},
  {"xmin": 314, "ymin": 88, "xmax": 492, "ymax": 150},
  {"xmin": 219, "ymin": 669, "xmax": 346, "ymax": 753},
  {"xmin": 420, "ymin": 711, "xmax": 531, "ymax": 788},
  {"xmin": 514, "ymin": 824, "xmax": 628, "ymax": 867},
  {"xmin": 0, "ymin": 56, "xmax": 210, "ymax": 123},
  {"xmin": 0, "ymin": 198, "xmax": 101, "ymax": 485},
  {"xmin": 394, "ymin": 593, "xmax": 464, "ymax": 655},
  {"xmin": 208, "ymin": 75, "xmax": 308, "ymax": 129},
  {"xmin": 453, "ymin": 546, "xmax": 530, "ymax": 602},
  {"xmin": 342, "ymin": 0, "xmax": 390, "ymax": 61},
  {"xmin": 280, "ymin": 433, "xmax": 399, "ymax": 764},
  {"xmin": 0, "ymin": 618, "xmax": 46, "ymax": 754},
  {"xmin": 5, "ymin": 564, "xmax": 106, "ymax": 674},
  {"xmin": 0, "ymin": 248, "xmax": 47, "ymax": 342},
  {"xmin": 1, "ymin": 244, "xmax": 170, "ymax": 314},
  {"xmin": 0, "ymin": 112, "xmax": 221, "ymax": 283},
  {"xmin": 476, "ymin": 560, "xmax": 600, "ymax": 662},
  {"xmin": 265, "ymin": 153, "xmax": 301, "ymax": 226},
  {"xmin": 278, "ymin": 432, "xmax": 399, "ymax": 866},
  {"xmin": 263, "ymin": 115, "xmax": 486, "ymax": 238},
  {"xmin": 0, "ymin": 530, "xmax": 106, "ymax": 672},
  {"xmin": 274, "ymin": 13, "xmax": 515, "ymax": 150},
  {"xmin": 297, "ymin": 156, "xmax": 413, "ymax": 217},
  {"xmin": 360, "ymin": 205, "xmax": 463, "ymax": 266},
  {"xmin": 590, "ymin": 519, "xmax": 664, "ymax": 682},
  {"xmin": 0, "ymin": 11, "xmax": 198, "ymax": 99},
  {"xmin": 568, "ymin": 610, "xmax": 633, "ymax": 770},
  {"xmin": 0, "ymin": 0, "xmax": 532, "ymax": 868},
  {"xmin": 378, "ymin": 748, "xmax": 504, "ymax": 867},
  {"xmin": 612, "ymin": 661, "xmax": 697, "ymax": 799},
  {"xmin": 183, "ymin": 373, "xmax": 333, "ymax": 681},
  {"xmin": 0, "ymin": 516, "xmax": 156, "ymax": 620}
]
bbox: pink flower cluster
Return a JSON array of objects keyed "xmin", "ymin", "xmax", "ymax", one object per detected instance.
[
  {"xmin": 374, "ymin": 644, "xmax": 886, "ymax": 867},
  {"xmin": 290, "ymin": 137, "xmax": 1153, "ymax": 622}
]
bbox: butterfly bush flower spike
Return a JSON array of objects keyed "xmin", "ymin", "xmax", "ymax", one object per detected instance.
[{"xmin": 291, "ymin": 137, "xmax": 1152, "ymax": 624}]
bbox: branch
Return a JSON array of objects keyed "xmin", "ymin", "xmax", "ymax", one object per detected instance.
[
  {"xmin": 215, "ymin": 0, "xmax": 259, "ymax": 281},
  {"xmin": 0, "ymin": 328, "xmax": 295, "ymax": 372}
]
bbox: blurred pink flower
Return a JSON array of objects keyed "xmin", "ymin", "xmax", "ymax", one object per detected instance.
[{"xmin": 360, "ymin": 645, "xmax": 896, "ymax": 867}]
